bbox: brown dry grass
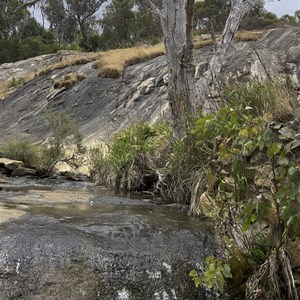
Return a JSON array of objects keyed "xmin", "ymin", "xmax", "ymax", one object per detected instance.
[
  {"xmin": 36, "ymin": 53, "xmax": 102, "ymax": 77},
  {"xmin": 53, "ymin": 72, "xmax": 87, "ymax": 89},
  {"xmin": 194, "ymin": 30, "xmax": 264, "ymax": 49},
  {"xmin": 35, "ymin": 30, "xmax": 263, "ymax": 80},
  {"xmin": 0, "ymin": 30, "xmax": 264, "ymax": 99},
  {"xmin": 94, "ymin": 44, "xmax": 165, "ymax": 78},
  {"xmin": 0, "ymin": 74, "xmax": 35, "ymax": 100},
  {"xmin": 235, "ymin": 30, "xmax": 264, "ymax": 41}
]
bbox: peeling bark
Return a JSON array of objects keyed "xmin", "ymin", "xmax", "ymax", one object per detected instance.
[{"xmin": 139, "ymin": 0, "xmax": 196, "ymax": 136}]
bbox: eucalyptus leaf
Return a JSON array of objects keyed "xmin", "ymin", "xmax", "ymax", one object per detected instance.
[{"xmin": 189, "ymin": 270, "xmax": 198, "ymax": 278}]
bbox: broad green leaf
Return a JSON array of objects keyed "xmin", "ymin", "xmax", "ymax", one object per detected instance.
[
  {"xmin": 267, "ymin": 142, "xmax": 282, "ymax": 157},
  {"xmin": 194, "ymin": 276, "xmax": 203, "ymax": 288},
  {"xmin": 240, "ymin": 128, "xmax": 249, "ymax": 138},
  {"xmin": 223, "ymin": 265, "xmax": 233, "ymax": 278},
  {"xmin": 205, "ymin": 274, "xmax": 215, "ymax": 289},
  {"xmin": 189, "ymin": 270, "xmax": 198, "ymax": 278},
  {"xmin": 258, "ymin": 140, "xmax": 265, "ymax": 150},
  {"xmin": 216, "ymin": 273, "xmax": 224, "ymax": 292},
  {"xmin": 275, "ymin": 188, "xmax": 288, "ymax": 199},
  {"xmin": 263, "ymin": 128, "xmax": 273, "ymax": 142},
  {"xmin": 288, "ymin": 167, "xmax": 299, "ymax": 183}
]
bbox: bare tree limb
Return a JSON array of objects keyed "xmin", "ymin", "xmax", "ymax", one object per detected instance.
[
  {"xmin": 14, "ymin": 0, "xmax": 41, "ymax": 12},
  {"xmin": 195, "ymin": 0, "xmax": 260, "ymax": 112}
]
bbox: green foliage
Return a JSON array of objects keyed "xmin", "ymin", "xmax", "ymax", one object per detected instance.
[
  {"xmin": 90, "ymin": 122, "xmax": 171, "ymax": 190},
  {"xmin": 189, "ymin": 257, "xmax": 232, "ymax": 293},
  {"xmin": 7, "ymin": 77, "xmax": 26, "ymax": 88},
  {"xmin": 98, "ymin": 0, "xmax": 162, "ymax": 51},
  {"xmin": 193, "ymin": 0, "xmax": 231, "ymax": 33},
  {"xmin": 2, "ymin": 140, "xmax": 42, "ymax": 167},
  {"xmin": 185, "ymin": 88, "xmax": 300, "ymax": 296},
  {"xmin": 88, "ymin": 146, "xmax": 113, "ymax": 186},
  {"xmin": 108, "ymin": 122, "xmax": 170, "ymax": 172},
  {"xmin": 1, "ymin": 112, "xmax": 85, "ymax": 175},
  {"xmin": 42, "ymin": 110, "xmax": 86, "ymax": 174}
]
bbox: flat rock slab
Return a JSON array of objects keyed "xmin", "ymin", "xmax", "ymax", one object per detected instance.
[{"xmin": 0, "ymin": 158, "xmax": 23, "ymax": 170}]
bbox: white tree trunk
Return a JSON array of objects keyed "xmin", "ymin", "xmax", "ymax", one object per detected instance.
[
  {"xmin": 139, "ymin": 0, "xmax": 196, "ymax": 136},
  {"xmin": 161, "ymin": 0, "xmax": 196, "ymax": 135},
  {"xmin": 195, "ymin": 0, "xmax": 260, "ymax": 112}
]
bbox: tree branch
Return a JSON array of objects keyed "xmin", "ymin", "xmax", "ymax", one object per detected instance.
[
  {"xmin": 138, "ymin": 0, "xmax": 162, "ymax": 20},
  {"xmin": 195, "ymin": 0, "xmax": 260, "ymax": 112},
  {"xmin": 14, "ymin": 0, "xmax": 41, "ymax": 12}
]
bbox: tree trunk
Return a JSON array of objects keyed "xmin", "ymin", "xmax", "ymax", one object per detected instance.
[
  {"xmin": 160, "ymin": 0, "xmax": 196, "ymax": 136},
  {"xmin": 195, "ymin": 0, "xmax": 259, "ymax": 112},
  {"xmin": 139, "ymin": 0, "xmax": 196, "ymax": 136},
  {"xmin": 78, "ymin": 18, "xmax": 90, "ymax": 50}
]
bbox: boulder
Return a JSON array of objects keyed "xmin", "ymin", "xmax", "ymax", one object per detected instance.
[
  {"xmin": 0, "ymin": 158, "xmax": 23, "ymax": 172},
  {"xmin": 11, "ymin": 167, "xmax": 36, "ymax": 177}
]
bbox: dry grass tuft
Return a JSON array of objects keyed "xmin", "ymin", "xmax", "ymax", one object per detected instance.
[
  {"xmin": 36, "ymin": 53, "xmax": 102, "ymax": 77},
  {"xmin": 34, "ymin": 30, "xmax": 264, "ymax": 80},
  {"xmin": 235, "ymin": 30, "xmax": 264, "ymax": 41},
  {"xmin": 94, "ymin": 44, "xmax": 165, "ymax": 78},
  {"xmin": 0, "ymin": 30, "xmax": 265, "ymax": 100},
  {"xmin": 0, "ymin": 74, "xmax": 35, "ymax": 100},
  {"xmin": 53, "ymin": 72, "xmax": 87, "ymax": 89},
  {"xmin": 194, "ymin": 30, "xmax": 264, "ymax": 49}
]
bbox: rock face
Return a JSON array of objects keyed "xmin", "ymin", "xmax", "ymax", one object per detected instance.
[
  {"xmin": 0, "ymin": 50, "xmax": 80, "ymax": 82},
  {"xmin": 0, "ymin": 158, "xmax": 36, "ymax": 177},
  {"xmin": 0, "ymin": 183, "xmax": 219, "ymax": 300},
  {"xmin": 0, "ymin": 28, "xmax": 300, "ymax": 145}
]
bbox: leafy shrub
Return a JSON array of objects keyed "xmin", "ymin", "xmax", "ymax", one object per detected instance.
[
  {"xmin": 188, "ymin": 102, "xmax": 300, "ymax": 298},
  {"xmin": 190, "ymin": 257, "xmax": 232, "ymax": 293},
  {"xmin": 42, "ymin": 110, "xmax": 86, "ymax": 174}
]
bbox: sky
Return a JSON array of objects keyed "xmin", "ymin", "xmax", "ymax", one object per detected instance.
[
  {"xmin": 265, "ymin": 0, "xmax": 299, "ymax": 17},
  {"xmin": 30, "ymin": 0, "xmax": 299, "ymax": 27}
]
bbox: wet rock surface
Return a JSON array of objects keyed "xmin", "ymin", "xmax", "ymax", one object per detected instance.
[{"xmin": 0, "ymin": 178, "xmax": 219, "ymax": 300}]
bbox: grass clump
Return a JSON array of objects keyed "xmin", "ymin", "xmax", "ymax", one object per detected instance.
[
  {"xmin": 2, "ymin": 140, "xmax": 42, "ymax": 168},
  {"xmin": 90, "ymin": 122, "xmax": 171, "ymax": 191},
  {"xmin": 224, "ymin": 81, "xmax": 294, "ymax": 121},
  {"xmin": 193, "ymin": 30, "xmax": 263, "ymax": 50},
  {"xmin": 94, "ymin": 44, "xmax": 165, "ymax": 78},
  {"xmin": 0, "ymin": 74, "xmax": 35, "ymax": 100},
  {"xmin": 36, "ymin": 53, "xmax": 102, "ymax": 77},
  {"xmin": 1, "ymin": 111, "xmax": 86, "ymax": 175},
  {"xmin": 53, "ymin": 72, "xmax": 87, "ymax": 89}
]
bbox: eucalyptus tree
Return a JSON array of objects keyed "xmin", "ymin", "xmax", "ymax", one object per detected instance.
[
  {"xmin": 0, "ymin": 0, "xmax": 28, "ymax": 39},
  {"xmin": 40, "ymin": 0, "xmax": 76, "ymax": 44},
  {"xmin": 193, "ymin": 0, "xmax": 231, "ymax": 32},
  {"xmin": 66, "ymin": 0, "xmax": 107, "ymax": 49},
  {"xmin": 139, "ymin": 0, "xmax": 261, "ymax": 135},
  {"xmin": 99, "ymin": 0, "xmax": 135, "ymax": 49}
]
